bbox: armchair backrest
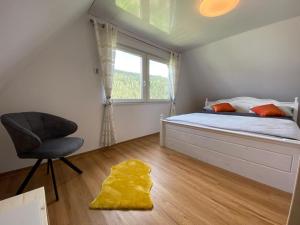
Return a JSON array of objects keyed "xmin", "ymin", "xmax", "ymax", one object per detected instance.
[{"xmin": 1, "ymin": 112, "xmax": 78, "ymax": 155}]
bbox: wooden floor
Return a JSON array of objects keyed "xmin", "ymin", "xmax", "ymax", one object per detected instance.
[{"xmin": 0, "ymin": 134, "xmax": 292, "ymax": 225}]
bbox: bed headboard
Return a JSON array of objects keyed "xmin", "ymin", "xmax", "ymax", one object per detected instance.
[{"xmin": 205, "ymin": 97, "xmax": 299, "ymax": 122}]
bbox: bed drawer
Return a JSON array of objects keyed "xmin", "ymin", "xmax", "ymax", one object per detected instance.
[
  {"xmin": 166, "ymin": 126, "xmax": 293, "ymax": 172},
  {"xmin": 165, "ymin": 136, "xmax": 295, "ymax": 192},
  {"xmin": 165, "ymin": 123, "xmax": 299, "ymax": 155}
]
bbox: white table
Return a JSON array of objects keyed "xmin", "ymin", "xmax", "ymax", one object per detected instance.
[{"xmin": 0, "ymin": 187, "xmax": 49, "ymax": 225}]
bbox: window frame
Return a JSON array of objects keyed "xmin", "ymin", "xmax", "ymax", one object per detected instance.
[{"xmin": 113, "ymin": 44, "xmax": 170, "ymax": 104}]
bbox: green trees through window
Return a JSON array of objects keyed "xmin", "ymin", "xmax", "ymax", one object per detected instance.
[
  {"xmin": 149, "ymin": 60, "xmax": 169, "ymax": 100},
  {"xmin": 112, "ymin": 71, "xmax": 169, "ymax": 100},
  {"xmin": 112, "ymin": 49, "xmax": 170, "ymax": 102}
]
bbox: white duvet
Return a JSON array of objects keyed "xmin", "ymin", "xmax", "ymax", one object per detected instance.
[{"xmin": 166, "ymin": 113, "xmax": 300, "ymax": 140}]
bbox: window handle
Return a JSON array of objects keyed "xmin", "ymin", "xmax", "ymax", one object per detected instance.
[{"xmin": 143, "ymin": 81, "xmax": 147, "ymax": 87}]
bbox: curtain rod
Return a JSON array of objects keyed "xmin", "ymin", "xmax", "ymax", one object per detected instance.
[{"xmin": 89, "ymin": 16, "xmax": 174, "ymax": 54}]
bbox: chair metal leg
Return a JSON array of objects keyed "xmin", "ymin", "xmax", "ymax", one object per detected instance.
[
  {"xmin": 49, "ymin": 159, "xmax": 59, "ymax": 201},
  {"xmin": 60, "ymin": 157, "xmax": 82, "ymax": 174},
  {"xmin": 16, "ymin": 159, "xmax": 42, "ymax": 195}
]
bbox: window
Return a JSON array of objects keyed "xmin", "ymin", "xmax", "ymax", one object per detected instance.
[
  {"xmin": 112, "ymin": 47, "xmax": 170, "ymax": 103},
  {"xmin": 149, "ymin": 59, "xmax": 169, "ymax": 100},
  {"xmin": 112, "ymin": 49, "xmax": 143, "ymax": 100}
]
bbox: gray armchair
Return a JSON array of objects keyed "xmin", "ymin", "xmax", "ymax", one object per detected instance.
[{"xmin": 1, "ymin": 112, "xmax": 84, "ymax": 201}]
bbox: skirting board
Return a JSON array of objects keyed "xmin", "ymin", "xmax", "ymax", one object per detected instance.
[{"xmin": 160, "ymin": 120, "xmax": 300, "ymax": 193}]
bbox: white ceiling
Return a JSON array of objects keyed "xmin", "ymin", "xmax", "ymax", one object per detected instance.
[{"xmin": 90, "ymin": 0, "xmax": 300, "ymax": 51}]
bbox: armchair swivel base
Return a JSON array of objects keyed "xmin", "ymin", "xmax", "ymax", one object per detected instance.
[{"xmin": 17, "ymin": 157, "xmax": 82, "ymax": 201}]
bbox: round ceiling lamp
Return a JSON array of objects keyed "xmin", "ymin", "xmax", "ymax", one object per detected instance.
[{"xmin": 199, "ymin": 0, "xmax": 240, "ymax": 17}]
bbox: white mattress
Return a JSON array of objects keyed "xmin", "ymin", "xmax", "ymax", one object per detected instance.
[{"xmin": 166, "ymin": 113, "xmax": 300, "ymax": 140}]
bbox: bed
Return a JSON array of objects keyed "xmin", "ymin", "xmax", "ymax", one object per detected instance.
[{"xmin": 160, "ymin": 97, "xmax": 300, "ymax": 193}]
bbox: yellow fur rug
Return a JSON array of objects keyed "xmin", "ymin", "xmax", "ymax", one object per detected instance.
[{"xmin": 89, "ymin": 159, "xmax": 153, "ymax": 210}]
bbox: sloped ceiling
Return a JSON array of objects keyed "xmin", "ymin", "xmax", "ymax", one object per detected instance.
[
  {"xmin": 90, "ymin": 0, "xmax": 300, "ymax": 51},
  {"xmin": 0, "ymin": 0, "xmax": 93, "ymax": 89},
  {"xmin": 1, "ymin": 0, "xmax": 299, "ymax": 88}
]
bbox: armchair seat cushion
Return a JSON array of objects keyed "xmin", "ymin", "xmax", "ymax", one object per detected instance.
[{"xmin": 20, "ymin": 137, "xmax": 84, "ymax": 159}]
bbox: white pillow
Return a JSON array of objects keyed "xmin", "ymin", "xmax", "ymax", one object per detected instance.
[
  {"xmin": 203, "ymin": 105, "xmax": 212, "ymax": 111},
  {"xmin": 230, "ymin": 103, "xmax": 251, "ymax": 113},
  {"xmin": 204, "ymin": 102, "xmax": 250, "ymax": 113},
  {"xmin": 278, "ymin": 106, "xmax": 294, "ymax": 117}
]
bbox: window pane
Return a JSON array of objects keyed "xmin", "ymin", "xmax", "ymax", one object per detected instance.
[
  {"xmin": 112, "ymin": 50, "xmax": 142, "ymax": 100},
  {"xmin": 149, "ymin": 60, "xmax": 170, "ymax": 100},
  {"xmin": 115, "ymin": 0, "xmax": 141, "ymax": 18}
]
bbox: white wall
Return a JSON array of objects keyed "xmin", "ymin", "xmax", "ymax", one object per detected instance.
[
  {"xmin": 0, "ymin": 15, "xmax": 194, "ymax": 173},
  {"xmin": 182, "ymin": 16, "xmax": 300, "ymax": 109},
  {"xmin": 0, "ymin": 0, "xmax": 93, "ymax": 90}
]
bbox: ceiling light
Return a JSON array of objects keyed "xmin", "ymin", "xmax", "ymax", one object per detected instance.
[{"xmin": 199, "ymin": 0, "xmax": 240, "ymax": 17}]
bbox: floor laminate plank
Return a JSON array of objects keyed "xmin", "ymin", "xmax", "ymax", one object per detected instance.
[{"xmin": 0, "ymin": 134, "xmax": 291, "ymax": 225}]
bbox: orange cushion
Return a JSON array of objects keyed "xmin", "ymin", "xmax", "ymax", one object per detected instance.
[
  {"xmin": 212, "ymin": 103, "xmax": 236, "ymax": 112},
  {"xmin": 251, "ymin": 104, "xmax": 285, "ymax": 117}
]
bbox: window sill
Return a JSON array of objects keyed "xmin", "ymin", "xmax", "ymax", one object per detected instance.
[{"xmin": 113, "ymin": 100, "xmax": 170, "ymax": 105}]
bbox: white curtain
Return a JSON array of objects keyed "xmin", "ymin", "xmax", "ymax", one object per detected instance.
[
  {"xmin": 168, "ymin": 52, "xmax": 181, "ymax": 116},
  {"xmin": 93, "ymin": 19, "xmax": 118, "ymax": 147}
]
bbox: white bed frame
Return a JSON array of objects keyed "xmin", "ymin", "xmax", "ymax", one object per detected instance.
[{"xmin": 160, "ymin": 97, "xmax": 300, "ymax": 193}]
